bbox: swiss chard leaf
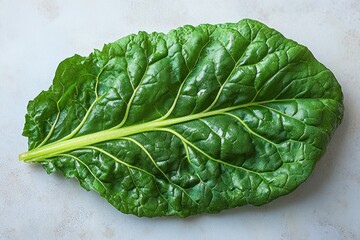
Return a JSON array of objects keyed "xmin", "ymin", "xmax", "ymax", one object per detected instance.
[{"xmin": 20, "ymin": 19, "xmax": 344, "ymax": 217}]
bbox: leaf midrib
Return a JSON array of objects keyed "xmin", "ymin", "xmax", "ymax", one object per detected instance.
[{"xmin": 19, "ymin": 98, "xmax": 333, "ymax": 162}]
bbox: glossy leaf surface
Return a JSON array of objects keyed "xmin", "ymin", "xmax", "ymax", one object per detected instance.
[{"xmin": 20, "ymin": 19, "xmax": 344, "ymax": 217}]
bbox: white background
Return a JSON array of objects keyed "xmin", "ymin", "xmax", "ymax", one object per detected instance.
[{"xmin": 1, "ymin": 0, "xmax": 359, "ymax": 239}]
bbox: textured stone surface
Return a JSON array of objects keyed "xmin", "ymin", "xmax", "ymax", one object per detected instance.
[{"xmin": 0, "ymin": 0, "xmax": 359, "ymax": 239}]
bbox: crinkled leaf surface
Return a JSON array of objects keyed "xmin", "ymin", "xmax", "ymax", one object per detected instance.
[{"xmin": 20, "ymin": 19, "xmax": 343, "ymax": 217}]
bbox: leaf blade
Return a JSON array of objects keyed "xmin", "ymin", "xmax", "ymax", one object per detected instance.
[{"xmin": 21, "ymin": 19, "xmax": 344, "ymax": 217}]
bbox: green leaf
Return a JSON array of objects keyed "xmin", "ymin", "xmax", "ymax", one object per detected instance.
[{"xmin": 20, "ymin": 19, "xmax": 344, "ymax": 217}]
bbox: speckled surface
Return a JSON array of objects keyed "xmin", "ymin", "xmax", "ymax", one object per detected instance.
[{"xmin": 1, "ymin": 0, "xmax": 359, "ymax": 239}]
